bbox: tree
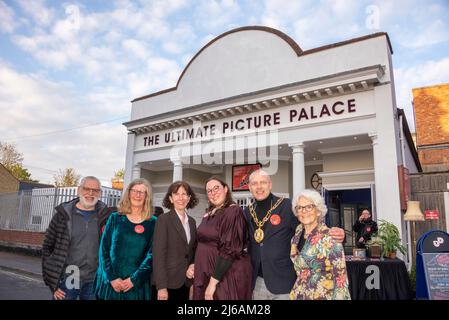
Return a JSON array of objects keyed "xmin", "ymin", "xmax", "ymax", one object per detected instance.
[
  {"xmin": 114, "ymin": 168, "xmax": 125, "ymax": 179},
  {"xmin": 0, "ymin": 142, "xmax": 24, "ymax": 168},
  {"xmin": 9, "ymin": 164, "xmax": 33, "ymax": 181},
  {"xmin": 0, "ymin": 141, "xmax": 37, "ymax": 182},
  {"xmin": 112, "ymin": 168, "xmax": 125, "ymax": 190},
  {"xmin": 54, "ymin": 168, "xmax": 81, "ymax": 187}
]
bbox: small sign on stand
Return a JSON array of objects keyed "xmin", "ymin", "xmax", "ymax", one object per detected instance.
[{"xmin": 424, "ymin": 210, "xmax": 439, "ymax": 220}]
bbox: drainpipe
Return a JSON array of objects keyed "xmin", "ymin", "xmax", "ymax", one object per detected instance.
[{"xmin": 399, "ymin": 113, "xmax": 412, "ymax": 271}]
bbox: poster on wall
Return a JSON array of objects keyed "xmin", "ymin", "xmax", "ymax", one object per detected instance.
[{"xmin": 232, "ymin": 164, "xmax": 261, "ymax": 191}]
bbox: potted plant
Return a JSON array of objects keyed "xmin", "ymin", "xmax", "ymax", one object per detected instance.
[{"xmin": 366, "ymin": 219, "xmax": 407, "ymax": 259}]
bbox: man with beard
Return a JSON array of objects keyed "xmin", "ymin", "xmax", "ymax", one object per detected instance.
[
  {"xmin": 42, "ymin": 176, "xmax": 112, "ymax": 300},
  {"xmin": 244, "ymin": 169, "xmax": 345, "ymax": 300}
]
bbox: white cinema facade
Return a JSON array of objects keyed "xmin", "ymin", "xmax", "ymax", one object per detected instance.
[{"xmin": 124, "ymin": 26, "xmax": 420, "ymax": 256}]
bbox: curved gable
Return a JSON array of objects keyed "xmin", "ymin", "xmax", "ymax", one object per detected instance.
[
  {"xmin": 177, "ymin": 26, "xmax": 302, "ymax": 101},
  {"xmin": 132, "ymin": 26, "xmax": 303, "ymax": 103}
]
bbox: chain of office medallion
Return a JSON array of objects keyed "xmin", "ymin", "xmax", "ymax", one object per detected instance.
[{"xmin": 248, "ymin": 197, "xmax": 284, "ymax": 228}]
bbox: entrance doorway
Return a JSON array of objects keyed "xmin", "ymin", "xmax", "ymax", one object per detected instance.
[{"xmin": 324, "ymin": 188, "xmax": 372, "ymax": 255}]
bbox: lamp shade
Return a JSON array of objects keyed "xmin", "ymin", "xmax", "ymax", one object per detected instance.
[{"xmin": 403, "ymin": 200, "xmax": 425, "ymax": 221}]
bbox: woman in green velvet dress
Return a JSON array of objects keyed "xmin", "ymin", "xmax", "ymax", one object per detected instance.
[{"xmin": 94, "ymin": 178, "xmax": 157, "ymax": 300}]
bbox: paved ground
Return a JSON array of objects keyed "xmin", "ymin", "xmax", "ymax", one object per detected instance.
[
  {"xmin": 0, "ymin": 251, "xmax": 42, "ymax": 276},
  {"xmin": 0, "ymin": 268, "xmax": 51, "ymax": 300},
  {"xmin": 0, "ymin": 250, "xmax": 51, "ymax": 300}
]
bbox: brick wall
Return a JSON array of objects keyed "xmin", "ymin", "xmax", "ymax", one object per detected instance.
[
  {"xmin": 413, "ymin": 83, "xmax": 449, "ymax": 171},
  {"xmin": 0, "ymin": 165, "xmax": 19, "ymax": 194},
  {"xmin": 413, "ymin": 83, "xmax": 449, "ymax": 146},
  {"xmin": 419, "ymin": 149, "xmax": 449, "ymax": 166},
  {"xmin": 0, "ymin": 229, "xmax": 45, "ymax": 248}
]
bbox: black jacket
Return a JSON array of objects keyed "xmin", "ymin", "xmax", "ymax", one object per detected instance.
[
  {"xmin": 353, "ymin": 218, "xmax": 378, "ymax": 248},
  {"xmin": 41, "ymin": 198, "xmax": 111, "ymax": 292},
  {"xmin": 243, "ymin": 195, "xmax": 299, "ymax": 294},
  {"xmin": 152, "ymin": 209, "xmax": 197, "ymax": 290}
]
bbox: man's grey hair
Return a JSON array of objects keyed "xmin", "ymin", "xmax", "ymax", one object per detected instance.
[
  {"xmin": 248, "ymin": 169, "xmax": 272, "ymax": 183},
  {"xmin": 292, "ymin": 189, "xmax": 328, "ymax": 219},
  {"xmin": 79, "ymin": 176, "xmax": 102, "ymax": 189}
]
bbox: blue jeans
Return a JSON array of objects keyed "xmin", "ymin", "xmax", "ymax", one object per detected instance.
[{"xmin": 57, "ymin": 278, "xmax": 96, "ymax": 300}]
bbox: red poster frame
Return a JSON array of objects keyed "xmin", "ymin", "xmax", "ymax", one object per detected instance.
[{"xmin": 232, "ymin": 164, "xmax": 261, "ymax": 191}]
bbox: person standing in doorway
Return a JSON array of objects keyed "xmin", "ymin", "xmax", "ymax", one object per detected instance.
[{"xmin": 353, "ymin": 209, "xmax": 378, "ymax": 248}]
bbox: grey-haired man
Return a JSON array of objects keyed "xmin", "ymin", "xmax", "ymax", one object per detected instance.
[{"xmin": 42, "ymin": 176, "xmax": 112, "ymax": 300}]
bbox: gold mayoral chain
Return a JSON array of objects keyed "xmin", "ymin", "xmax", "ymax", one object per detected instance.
[{"xmin": 248, "ymin": 197, "xmax": 284, "ymax": 243}]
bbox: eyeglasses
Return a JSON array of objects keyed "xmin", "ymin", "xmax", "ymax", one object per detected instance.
[
  {"xmin": 295, "ymin": 204, "xmax": 316, "ymax": 213},
  {"xmin": 82, "ymin": 187, "xmax": 101, "ymax": 194},
  {"xmin": 206, "ymin": 185, "xmax": 222, "ymax": 195},
  {"xmin": 130, "ymin": 189, "xmax": 146, "ymax": 197}
]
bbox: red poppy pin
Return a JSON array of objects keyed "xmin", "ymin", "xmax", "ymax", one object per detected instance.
[
  {"xmin": 101, "ymin": 225, "xmax": 105, "ymax": 235},
  {"xmin": 366, "ymin": 227, "xmax": 371, "ymax": 232},
  {"xmin": 270, "ymin": 214, "xmax": 281, "ymax": 226},
  {"xmin": 135, "ymin": 225, "xmax": 145, "ymax": 234}
]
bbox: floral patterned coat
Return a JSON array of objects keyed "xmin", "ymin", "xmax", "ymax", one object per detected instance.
[{"xmin": 290, "ymin": 223, "xmax": 351, "ymax": 300}]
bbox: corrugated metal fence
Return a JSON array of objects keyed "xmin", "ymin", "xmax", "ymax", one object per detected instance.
[{"xmin": 0, "ymin": 187, "xmax": 122, "ymax": 232}]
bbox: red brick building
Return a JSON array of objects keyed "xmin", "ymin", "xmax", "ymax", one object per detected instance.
[{"xmin": 413, "ymin": 83, "xmax": 449, "ymax": 172}]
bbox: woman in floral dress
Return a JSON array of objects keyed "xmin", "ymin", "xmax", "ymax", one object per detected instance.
[{"xmin": 290, "ymin": 189, "xmax": 350, "ymax": 300}]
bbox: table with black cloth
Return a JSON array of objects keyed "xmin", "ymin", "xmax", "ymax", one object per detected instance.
[{"xmin": 345, "ymin": 257, "xmax": 413, "ymax": 300}]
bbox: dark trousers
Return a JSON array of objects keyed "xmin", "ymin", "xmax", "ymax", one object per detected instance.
[{"xmin": 56, "ymin": 279, "xmax": 96, "ymax": 300}]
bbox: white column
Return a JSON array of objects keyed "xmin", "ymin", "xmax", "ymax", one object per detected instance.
[
  {"xmin": 132, "ymin": 165, "xmax": 141, "ymax": 180},
  {"xmin": 369, "ymin": 133, "xmax": 380, "ymax": 220},
  {"xmin": 124, "ymin": 132, "xmax": 136, "ymax": 189},
  {"xmin": 172, "ymin": 158, "xmax": 183, "ymax": 182},
  {"xmin": 290, "ymin": 143, "xmax": 305, "ymax": 198}
]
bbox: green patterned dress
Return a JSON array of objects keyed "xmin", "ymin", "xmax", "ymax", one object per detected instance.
[
  {"xmin": 290, "ymin": 223, "xmax": 351, "ymax": 300},
  {"xmin": 94, "ymin": 212, "xmax": 156, "ymax": 300}
]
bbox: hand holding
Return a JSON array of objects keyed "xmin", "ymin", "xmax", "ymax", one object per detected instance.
[
  {"xmin": 110, "ymin": 278, "xmax": 124, "ymax": 293},
  {"xmin": 53, "ymin": 288, "xmax": 66, "ymax": 300},
  {"xmin": 205, "ymin": 277, "xmax": 219, "ymax": 300},
  {"xmin": 122, "ymin": 278, "xmax": 134, "ymax": 293},
  {"xmin": 158, "ymin": 288, "xmax": 169, "ymax": 300},
  {"xmin": 186, "ymin": 264, "xmax": 195, "ymax": 279}
]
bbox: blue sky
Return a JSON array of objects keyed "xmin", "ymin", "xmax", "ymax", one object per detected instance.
[{"xmin": 1, "ymin": 0, "xmax": 449, "ymax": 186}]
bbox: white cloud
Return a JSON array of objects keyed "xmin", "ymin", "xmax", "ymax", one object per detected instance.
[
  {"xmin": 122, "ymin": 39, "xmax": 150, "ymax": 60},
  {"xmin": 292, "ymin": 0, "xmax": 363, "ymax": 49},
  {"xmin": 261, "ymin": 0, "xmax": 312, "ymax": 31},
  {"xmin": 0, "ymin": 1, "xmax": 18, "ymax": 33},
  {"xmin": 195, "ymin": 0, "xmax": 242, "ymax": 31},
  {"xmin": 17, "ymin": 0, "xmax": 55, "ymax": 27},
  {"xmin": 0, "ymin": 65, "xmax": 127, "ymax": 185},
  {"xmin": 399, "ymin": 19, "xmax": 449, "ymax": 48},
  {"xmin": 394, "ymin": 58, "xmax": 449, "ymax": 130},
  {"xmin": 162, "ymin": 24, "xmax": 197, "ymax": 54}
]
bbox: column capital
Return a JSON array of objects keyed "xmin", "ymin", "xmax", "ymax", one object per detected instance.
[
  {"xmin": 289, "ymin": 142, "xmax": 305, "ymax": 152},
  {"xmin": 171, "ymin": 157, "xmax": 183, "ymax": 166},
  {"xmin": 368, "ymin": 132, "xmax": 378, "ymax": 146},
  {"xmin": 368, "ymin": 132, "xmax": 378, "ymax": 140}
]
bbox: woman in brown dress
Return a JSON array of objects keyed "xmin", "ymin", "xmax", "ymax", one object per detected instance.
[{"xmin": 192, "ymin": 177, "xmax": 252, "ymax": 300}]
